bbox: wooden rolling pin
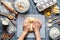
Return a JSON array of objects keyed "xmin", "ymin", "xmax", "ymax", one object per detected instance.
[{"xmin": 1, "ymin": 1, "xmax": 18, "ymax": 15}]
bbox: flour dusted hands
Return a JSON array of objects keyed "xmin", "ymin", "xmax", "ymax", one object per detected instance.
[
  {"xmin": 23, "ymin": 17, "xmax": 35, "ymax": 32},
  {"xmin": 33, "ymin": 18, "xmax": 42, "ymax": 32},
  {"xmin": 23, "ymin": 17, "xmax": 42, "ymax": 40},
  {"xmin": 18, "ymin": 17, "xmax": 42, "ymax": 40},
  {"xmin": 33, "ymin": 18, "xmax": 42, "ymax": 40},
  {"xmin": 23, "ymin": 17, "xmax": 42, "ymax": 32}
]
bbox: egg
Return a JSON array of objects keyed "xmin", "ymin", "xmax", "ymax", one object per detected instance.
[
  {"xmin": 51, "ymin": 5, "xmax": 60, "ymax": 13},
  {"xmin": 43, "ymin": 5, "xmax": 46, "ymax": 8},
  {"xmin": 41, "ymin": 2, "xmax": 44, "ymax": 4},
  {"xmin": 44, "ymin": 9, "xmax": 51, "ymax": 17},
  {"xmin": 48, "ymin": 19, "xmax": 52, "ymax": 23},
  {"xmin": 46, "ymin": 3, "xmax": 49, "ymax": 7},
  {"xmin": 33, "ymin": 0, "xmax": 39, "ymax": 3},
  {"xmin": 36, "ymin": 3, "xmax": 43, "ymax": 11},
  {"xmin": 50, "ymin": 2, "xmax": 53, "ymax": 5},
  {"xmin": 48, "ymin": 23, "xmax": 53, "ymax": 27},
  {"xmin": 53, "ymin": 0, "xmax": 57, "ymax": 3},
  {"xmin": 44, "ymin": 0, "xmax": 47, "ymax": 2}
]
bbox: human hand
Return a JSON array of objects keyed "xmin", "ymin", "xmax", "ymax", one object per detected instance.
[
  {"xmin": 32, "ymin": 18, "xmax": 42, "ymax": 40},
  {"xmin": 33, "ymin": 18, "xmax": 42, "ymax": 32},
  {"xmin": 23, "ymin": 18, "xmax": 30, "ymax": 33},
  {"xmin": 23, "ymin": 17, "xmax": 42, "ymax": 32}
]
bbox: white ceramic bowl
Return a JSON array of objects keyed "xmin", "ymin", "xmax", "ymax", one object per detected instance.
[
  {"xmin": 49, "ymin": 27, "xmax": 60, "ymax": 39},
  {"xmin": 14, "ymin": 0, "xmax": 30, "ymax": 13},
  {"xmin": 2, "ymin": 18, "xmax": 9, "ymax": 25}
]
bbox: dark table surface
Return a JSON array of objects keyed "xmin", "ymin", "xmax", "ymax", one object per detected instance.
[{"xmin": 0, "ymin": 0, "xmax": 60, "ymax": 40}]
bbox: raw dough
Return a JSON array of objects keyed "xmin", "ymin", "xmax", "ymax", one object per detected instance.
[
  {"xmin": 23, "ymin": 17, "xmax": 41, "ymax": 32},
  {"xmin": 23, "ymin": 17, "xmax": 35, "ymax": 31}
]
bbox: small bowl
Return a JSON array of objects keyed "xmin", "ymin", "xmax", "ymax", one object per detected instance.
[
  {"xmin": 49, "ymin": 27, "xmax": 60, "ymax": 39},
  {"xmin": 2, "ymin": 18, "xmax": 9, "ymax": 25},
  {"xmin": 14, "ymin": 0, "xmax": 30, "ymax": 13}
]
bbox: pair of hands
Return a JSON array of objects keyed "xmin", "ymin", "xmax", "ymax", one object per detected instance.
[
  {"xmin": 18, "ymin": 17, "xmax": 42, "ymax": 40},
  {"xmin": 23, "ymin": 18, "xmax": 42, "ymax": 33}
]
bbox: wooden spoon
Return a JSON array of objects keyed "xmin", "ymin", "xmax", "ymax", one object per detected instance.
[{"xmin": 0, "ymin": 12, "xmax": 16, "ymax": 20}]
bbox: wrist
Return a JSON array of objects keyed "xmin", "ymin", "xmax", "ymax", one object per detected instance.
[
  {"xmin": 18, "ymin": 31, "xmax": 28, "ymax": 40},
  {"xmin": 34, "ymin": 30, "xmax": 40, "ymax": 33},
  {"xmin": 35, "ymin": 31, "xmax": 41, "ymax": 40},
  {"xmin": 23, "ymin": 31, "xmax": 28, "ymax": 35}
]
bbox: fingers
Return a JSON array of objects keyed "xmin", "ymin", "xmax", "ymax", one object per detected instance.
[
  {"xmin": 35, "ymin": 18, "xmax": 42, "ymax": 27},
  {"xmin": 19, "ymin": 17, "xmax": 42, "ymax": 40},
  {"xmin": 23, "ymin": 22, "xmax": 30, "ymax": 33},
  {"xmin": 33, "ymin": 18, "xmax": 42, "ymax": 31},
  {"xmin": 23, "ymin": 17, "xmax": 42, "ymax": 32}
]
